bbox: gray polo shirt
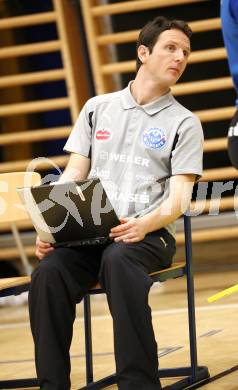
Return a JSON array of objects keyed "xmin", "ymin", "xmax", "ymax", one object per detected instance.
[{"xmin": 64, "ymin": 83, "xmax": 203, "ymax": 237}]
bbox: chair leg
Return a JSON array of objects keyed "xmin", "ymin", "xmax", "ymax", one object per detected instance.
[
  {"xmin": 0, "ymin": 284, "xmax": 38, "ymax": 389},
  {"xmin": 181, "ymin": 215, "xmax": 210, "ymax": 389},
  {"xmin": 11, "ymin": 222, "xmax": 32, "ymax": 276},
  {"xmin": 84, "ymin": 295, "xmax": 94, "ymax": 384},
  {"xmin": 184, "ymin": 215, "xmax": 198, "ymax": 380},
  {"xmin": 0, "ymin": 379, "xmax": 38, "ymax": 389},
  {"xmin": 80, "ymin": 293, "xmax": 116, "ymax": 390}
]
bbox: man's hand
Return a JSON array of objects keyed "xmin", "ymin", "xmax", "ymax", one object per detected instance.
[
  {"xmin": 35, "ymin": 236, "xmax": 54, "ymax": 260},
  {"xmin": 110, "ymin": 217, "xmax": 148, "ymax": 243},
  {"xmin": 109, "ymin": 174, "xmax": 196, "ymax": 244}
]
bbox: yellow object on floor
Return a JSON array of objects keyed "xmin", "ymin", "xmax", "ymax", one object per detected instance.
[{"xmin": 208, "ymin": 283, "xmax": 238, "ymax": 303}]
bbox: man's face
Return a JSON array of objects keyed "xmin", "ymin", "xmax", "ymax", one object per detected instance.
[{"xmin": 138, "ymin": 29, "xmax": 191, "ymax": 86}]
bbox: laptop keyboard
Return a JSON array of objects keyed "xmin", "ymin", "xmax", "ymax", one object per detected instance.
[{"xmin": 54, "ymin": 237, "xmax": 112, "ymax": 248}]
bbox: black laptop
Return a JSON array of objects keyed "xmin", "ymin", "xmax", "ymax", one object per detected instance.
[{"xmin": 17, "ymin": 178, "xmax": 120, "ymax": 247}]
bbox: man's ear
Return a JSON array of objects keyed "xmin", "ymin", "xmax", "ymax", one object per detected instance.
[{"xmin": 137, "ymin": 45, "xmax": 149, "ymax": 64}]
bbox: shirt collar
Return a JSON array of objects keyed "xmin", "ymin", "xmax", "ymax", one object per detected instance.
[{"xmin": 120, "ymin": 81, "xmax": 174, "ymax": 115}]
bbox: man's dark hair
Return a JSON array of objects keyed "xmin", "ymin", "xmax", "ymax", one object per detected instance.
[{"xmin": 136, "ymin": 16, "xmax": 192, "ymax": 72}]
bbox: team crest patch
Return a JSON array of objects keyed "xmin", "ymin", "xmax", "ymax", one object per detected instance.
[
  {"xmin": 143, "ymin": 127, "xmax": 166, "ymax": 149},
  {"xmin": 95, "ymin": 128, "xmax": 112, "ymax": 141}
]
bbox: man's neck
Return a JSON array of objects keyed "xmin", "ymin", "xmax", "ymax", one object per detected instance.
[{"xmin": 130, "ymin": 74, "xmax": 170, "ymax": 105}]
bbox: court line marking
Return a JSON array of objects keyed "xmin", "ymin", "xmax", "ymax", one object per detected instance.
[
  {"xmin": 0, "ymin": 347, "xmax": 183, "ymax": 365},
  {"xmin": 187, "ymin": 364, "xmax": 238, "ymax": 389},
  {"xmin": 1, "ymin": 302, "xmax": 238, "ymax": 330},
  {"xmin": 199, "ymin": 329, "xmax": 223, "ymax": 338}
]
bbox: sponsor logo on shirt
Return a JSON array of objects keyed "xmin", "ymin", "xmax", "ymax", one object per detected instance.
[
  {"xmin": 107, "ymin": 190, "xmax": 149, "ymax": 204},
  {"xmin": 90, "ymin": 167, "xmax": 110, "ymax": 179},
  {"xmin": 99, "ymin": 151, "xmax": 149, "ymax": 167},
  {"xmin": 143, "ymin": 127, "xmax": 166, "ymax": 149},
  {"xmin": 95, "ymin": 128, "xmax": 112, "ymax": 141},
  {"xmin": 228, "ymin": 123, "xmax": 238, "ymax": 137}
]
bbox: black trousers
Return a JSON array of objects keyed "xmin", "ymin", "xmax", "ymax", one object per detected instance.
[
  {"xmin": 228, "ymin": 108, "xmax": 238, "ymax": 168},
  {"xmin": 28, "ymin": 228, "xmax": 176, "ymax": 390}
]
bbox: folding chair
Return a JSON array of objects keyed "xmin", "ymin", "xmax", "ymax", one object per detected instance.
[
  {"xmin": 0, "ymin": 215, "xmax": 210, "ymax": 389},
  {"xmin": 81, "ymin": 215, "xmax": 210, "ymax": 390},
  {"xmin": 0, "ymin": 171, "xmax": 41, "ymax": 389},
  {"xmin": 0, "ymin": 275, "xmax": 39, "ymax": 389},
  {"xmin": 0, "ymin": 171, "xmax": 41, "ymax": 276}
]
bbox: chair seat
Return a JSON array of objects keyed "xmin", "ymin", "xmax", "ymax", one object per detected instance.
[
  {"xmin": 150, "ymin": 261, "xmax": 186, "ymax": 282},
  {"xmin": 0, "ymin": 262, "xmax": 186, "ymax": 296},
  {"xmin": 0, "ymin": 276, "xmax": 31, "ymax": 291},
  {"xmin": 90, "ymin": 262, "xmax": 186, "ymax": 292}
]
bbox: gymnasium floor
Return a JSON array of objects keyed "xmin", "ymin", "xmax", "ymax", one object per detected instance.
[{"xmin": 1, "ymin": 267, "xmax": 238, "ymax": 389}]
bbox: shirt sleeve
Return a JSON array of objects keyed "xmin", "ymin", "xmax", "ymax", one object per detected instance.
[
  {"xmin": 230, "ymin": 0, "xmax": 238, "ymax": 22},
  {"xmin": 63, "ymin": 98, "xmax": 94, "ymax": 158},
  {"xmin": 171, "ymin": 115, "xmax": 204, "ymax": 179}
]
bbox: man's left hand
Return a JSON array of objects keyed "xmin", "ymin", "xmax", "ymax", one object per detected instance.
[{"xmin": 109, "ymin": 217, "xmax": 148, "ymax": 243}]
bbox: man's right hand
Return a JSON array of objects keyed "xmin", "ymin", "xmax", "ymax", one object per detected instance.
[{"xmin": 35, "ymin": 236, "xmax": 54, "ymax": 260}]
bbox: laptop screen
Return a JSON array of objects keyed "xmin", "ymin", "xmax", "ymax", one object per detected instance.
[{"xmin": 18, "ymin": 178, "xmax": 120, "ymax": 245}]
